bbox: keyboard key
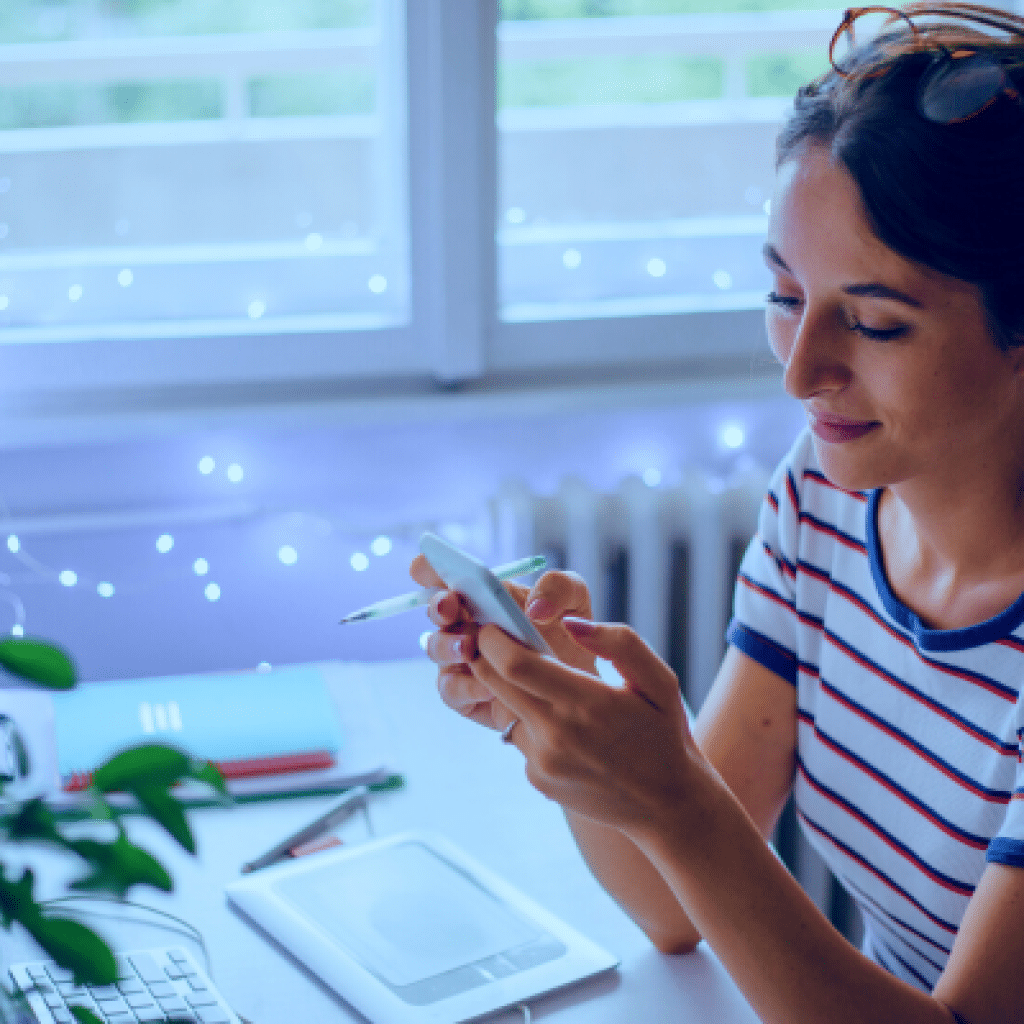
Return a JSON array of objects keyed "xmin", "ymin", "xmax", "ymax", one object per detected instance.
[
  {"xmin": 158, "ymin": 995, "xmax": 189, "ymax": 1013},
  {"xmin": 90, "ymin": 984, "xmax": 122, "ymax": 1001},
  {"xmin": 118, "ymin": 977, "xmax": 146, "ymax": 994},
  {"xmin": 187, "ymin": 977, "xmax": 209, "ymax": 992},
  {"xmin": 127, "ymin": 992, "xmax": 159, "ymax": 1009},
  {"xmin": 148, "ymin": 981, "xmax": 176, "ymax": 998},
  {"xmin": 186, "ymin": 991, "xmax": 218, "ymax": 1007},
  {"xmin": 135, "ymin": 1007, "xmax": 168, "ymax": 1022},
  {"xmin": 197, "ymin": 1008, "xmax": 233, "ymax": 1024},
  {"xmin": 51, "ymin": 1010, "xmax": 74, "ymax": 1024},
  {"xmin": 130, "ymin": 952, "xmax": 166, "ymax": 984},
  {"xmin": 26, "ymin": 965, "xmax": 48, "ymax": 980},
  {"xmin": 46, "ymin": 965, "xmax": 74, "ymax": 983},
  {"xmin": 167, "ymin": 950, "xmax": 189, "ymax": 964},
  {"xmin": 106, "ymin": 1014, "xmax": 138, "ymax": 1024}
]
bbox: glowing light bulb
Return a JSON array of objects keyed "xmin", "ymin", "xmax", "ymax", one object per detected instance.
[
  {"xmin": 642, "ymin": 468, "xmax": 662, "ymax": 487},
  {"xmin": 368, "ymin": 275, "xmax": 387, "ymax": 294},
  {"xmin": 370, "ymin": 535, "xmax": 392, "ymax": 556},
  {"xmin": 562, "ymin": 249, "xmax": 582, "ymax": 269},
  {"xmin": 712, "ymin": 270, "xmax": 733, "ymax": 291},
  {"xmin": 198, "ymin": 456, "xmax": 215, "ymax": 475},
  {"xmin": 646, "ymin": 258, "xmax": 667, "ymax": 278},
  {"xmin": 205, "ymin": 582, "xmax": 221, "ymax": 602},
  {"xmin": 97, "ymin": 582, "xmax": 115, "ymax": 598},
  {"xmin": 278, "ymin": 545, "xmax": 298, "ymax": 566},
  {"xmin": 226, "ymin": 463, "xmax": 243, "ymax": 483},
  {"xmin": 248, "ymin": 300, "xmax": 266, "ymax": 319},
  {"xmin": 304, "ymin": 232, "xmax": 323, "ymax": 251},
  {"xmin": 350, "ymin": 552, "xmax": 370, "ymax": 572},
  {"xmin": 257, "ymin": 661, "xmax": 272, "ymax": 673},
  {"xmin": 156, "ymin": 534, "xmax": 174, "ymax": 554},
  {"xmin": 118, "ymin": 269, "xmax": 133, "ymax": 287},
  {"xmin": 68, "ymin": 284, "xmax": 83, "ymax": 302},
  {"xmin": 720, "ymin": 423, "xmax": 745, "ymax": 449},
  {"xmin": 0, "ymin": 297, "xmax": 8, "ymax": 311},
  {"xmin": 193, "ymin": 558, "xmax": 209, "ymax": 576},
  {"xmin": 59, "ymin": 570, "xmax": 77, "ymax": 587},
  {"xmin": 11, "ymin": 625, "xmax": 23, "ymax": 637},
  {"xmin": 419, "ymin": 631, "xmax": 431, "ymax": 652},
  {"xmin": 7, "ymin": 535, "xmax": 19, "ymax": 554}
]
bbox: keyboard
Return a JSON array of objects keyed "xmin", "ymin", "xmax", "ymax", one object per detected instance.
[{"xmin": 9, "ymin": 946, "xmax": 242, "ymax": 1024}]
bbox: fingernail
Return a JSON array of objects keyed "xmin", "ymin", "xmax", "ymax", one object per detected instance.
[
  {"xmin": 527, "ymin": 598, "xmax": 555, "ymax": 621},
  {"xmin": 563, "ymin": 616, "xmax": 595, "ymax": 636},
  {"xmin": 455, "ymin": 636, "xmax": 471, "ymax": 658}
]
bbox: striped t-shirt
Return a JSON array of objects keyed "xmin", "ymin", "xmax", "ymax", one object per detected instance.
[{"xmin": 727, "ymin": 429, "xmax": 1024, "ymax": 992}]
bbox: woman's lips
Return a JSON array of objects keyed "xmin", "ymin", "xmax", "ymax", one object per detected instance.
[{"xmin": 809, "ymin": 412, "xmax": 879, "ymax": 444}]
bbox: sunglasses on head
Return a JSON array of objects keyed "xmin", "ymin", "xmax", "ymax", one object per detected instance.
[{"xmin": 829, "ymin": 5, "xmax": 1023, "ymax": 123}]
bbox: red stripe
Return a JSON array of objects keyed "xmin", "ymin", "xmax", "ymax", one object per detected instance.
[
  {"xmin": 828, "ymin": 634, "xmax": 1015, "ymax": 755},
  {"xmin": 799, "ymin": 812, "xmax": 959, "ymax": 935},
  {"xmin": 738, "ymin": 574, "xmax": 794, "ymax": 616},
  {"xmin": 803, "ymin": 470, "xmax": 868, "ymax": 502},
  {"xmin": 801, "ymin": 515, "xmax": 866, "ymax": 552},
  {"xmin": 823, "ymin": 683, "xmax": 1009, "ymax": 803},
  {"xmin": 800, "ymin": 720, "xmax": 987, "ymax": 850},
  {"xmin": 798, "ymin": 763, "xmax": 974, "ymax": 895}
]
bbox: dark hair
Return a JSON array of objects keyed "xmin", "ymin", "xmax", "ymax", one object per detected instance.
[{"xmin": 776, "ymin": 3, "xmax": 1024, "ymax": 349}]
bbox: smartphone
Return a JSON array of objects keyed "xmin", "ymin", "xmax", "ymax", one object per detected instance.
[{"xmin": 419, "ymin": 532, "xmax": 552, "ymax": 655}]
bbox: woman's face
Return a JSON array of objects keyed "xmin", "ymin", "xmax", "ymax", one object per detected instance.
[{"xmin": 765, "ymin": 144, "xmax": 1024, "ymax": 494}]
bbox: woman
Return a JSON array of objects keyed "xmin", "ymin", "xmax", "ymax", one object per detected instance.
[{"xmin": 411, "ymin": 5, "xmax": 1024, "ymax": 1022}]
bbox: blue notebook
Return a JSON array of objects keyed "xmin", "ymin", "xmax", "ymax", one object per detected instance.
[{"xmin": 51, "ymin": 665, "xmax": 342, "ymax": 788}]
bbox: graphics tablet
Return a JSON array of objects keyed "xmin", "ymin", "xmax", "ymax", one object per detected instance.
[{"xmin": 225, "ymin": 831, "xmax": 618, "ymax": 1023}]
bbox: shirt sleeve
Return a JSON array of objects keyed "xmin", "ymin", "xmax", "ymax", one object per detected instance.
[
  {"xmin": 725, "ymin": 433, "xmax": 809, "ymax": 688},
  {"xmin": 987, "ymin": 710, "xmax": 1024, "ymax": 868}
]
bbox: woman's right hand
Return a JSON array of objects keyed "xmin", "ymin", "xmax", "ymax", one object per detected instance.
[{"xmin": 409, "ymin": 555, "xmax": 597, "ymax": 731}]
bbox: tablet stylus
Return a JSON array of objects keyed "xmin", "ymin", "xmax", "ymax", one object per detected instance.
[{"xmin": 241, "ymin": 786, "xmax": 370, "ymax": 873}]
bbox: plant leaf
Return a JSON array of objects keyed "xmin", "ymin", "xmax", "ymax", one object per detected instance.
[
  {"xmin": 24, "ymin": 915, "xmax": 116, "ymax": 986},
  {"xmin": 71, "ymin": 1007, "xmax": 104, "ymax": 1024},
  {"xmin": 0, "ymin": 866, "xmax": 38, "ymax": 930},
  {"xmin": 0, "ymin": 637, "xmax": 75, "ymax": 690},
  {"xmin": 68, "ymin": 834, "xmax": 173, "ymax": 897},
  {"xmin": 5, "ymin": 798, "xmax": 65, "ymax": 846},
  {"xmin": 91, "ymin": 744, "xmax": 192, "ymax": 793},
  {"xmin": 133, "ymin": 785, "xmax": 195, "ymax": 854},
  {"xmin": 187, "ymin": 758, "xmax": 229, "ymax": 798}
]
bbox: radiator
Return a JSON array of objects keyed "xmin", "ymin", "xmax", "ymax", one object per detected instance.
[
  {"xmin": 491, "ymin": 468, "xmax": 766, "ymax": 712},
  {"xmin": 490, "ymin": 467, "xmax": 858, "ymax": 941}
]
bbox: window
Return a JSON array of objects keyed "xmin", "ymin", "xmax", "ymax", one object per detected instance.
[
  {"xmin": 0, "ymin": 0, "xmax": 411, "ymax": 390},
  {"xmin": 496, "ymin": 0, "xmax": 836, "ymax": 323}
]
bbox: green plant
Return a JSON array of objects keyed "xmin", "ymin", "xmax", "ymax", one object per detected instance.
[{"xmin": 0, "ymin": 636, "xmax": 228, "ymax": 1024}]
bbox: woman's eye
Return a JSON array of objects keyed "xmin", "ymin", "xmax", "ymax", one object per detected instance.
[
  {"xmin": 766, "ymin": 291, "xmax": 800, "ymax": 309},
  {"xmin": 849, "ymin": 320, "xmax": 909, "ymax": 342}
]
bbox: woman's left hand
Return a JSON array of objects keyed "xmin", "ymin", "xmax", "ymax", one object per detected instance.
[{"xmin": 472, "ymin": 615, "xmax": 697, "ymax": 838}]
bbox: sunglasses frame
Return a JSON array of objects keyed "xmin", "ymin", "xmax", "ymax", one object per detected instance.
[{"xmin": 827, "ymin": 4, "xmax": 1023, "ymax": 124}]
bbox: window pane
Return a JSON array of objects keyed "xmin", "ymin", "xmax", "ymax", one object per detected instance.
[
  {"xmin": 0, "ymin": 0, "xmax": 408, "ymax": 343},
  {"xmin": 497, "ymin": 0, "xmax": 835, "ymax": 322}
]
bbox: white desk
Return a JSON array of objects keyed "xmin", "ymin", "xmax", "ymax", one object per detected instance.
[{"xmin": 10, "ymin": 659, "xmax": 761, "ymax": 1024}]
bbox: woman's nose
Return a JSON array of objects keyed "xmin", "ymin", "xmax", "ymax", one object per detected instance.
[{"xmin": 780, "ymin": 312, "xmax": 851, "ymax": 399}]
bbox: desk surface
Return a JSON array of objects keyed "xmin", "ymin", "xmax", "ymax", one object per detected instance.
[{"xmin": 10, "ymin": 659, "xmax": 761, "ymax": 1024}]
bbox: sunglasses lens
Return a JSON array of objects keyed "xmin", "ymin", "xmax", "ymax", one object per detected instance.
[{"xmin": 919, "ymin": 53, "xmax": 1006, "ymax": 122}]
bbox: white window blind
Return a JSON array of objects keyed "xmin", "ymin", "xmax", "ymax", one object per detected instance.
[{"xmin": 0, "ymin": 0, "xmax": 409, "ymax": 345}]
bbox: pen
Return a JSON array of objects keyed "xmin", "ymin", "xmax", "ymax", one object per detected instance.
[
  {"xmin": 241, "ymin": 786, "xmax": 370, "ymax": 873},
  {"xmin": 339, "ymin": 553, "xmax": 547, "ymax": 624}
]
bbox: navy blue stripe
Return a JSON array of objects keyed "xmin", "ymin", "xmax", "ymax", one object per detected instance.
[
  {"xmin": 726, "ymin": 621, "xmax": 797, "ymax": 686},
  {"xmin": 821, "ymin": 678, "xmax": 1013, "ymax": 802},
  {"xmin": 797, "ymin": 807, "xmax": 960, "ymax": 934},
  {"xmin": 801, "ymin": 509, "xmax": 867, "ymax": 551},
  {"xmin": 802, "ymin": 715, "xmax": 990, "ymax": 849},
  {"xmin": 845, "ymin": 877, "xmax": 951, "ymax": 958},
  {"xmin": 763, "ymin": 539, "xmax": 797, "ymax": 581},
  {"xmin": 877, "ymin": 937, "xmax": 935, "ymax": 991},
  {"xmin": 986, "ymin": 837, "xmax": 1024, "ymax": 868},
  {"xmin": 786, "ymin": 468, "xmax": 799, "ymax": 514},
  {"xmin": 856, "ymin": 902, "xmax": 946, "ymax": 973},
  {"xmin": 824, "ymin": 629, "xmax": 1018, "ymax": 757},
  {"xmin": 798, "ymin": 756, "xmax": 976, "ymax": 896}
]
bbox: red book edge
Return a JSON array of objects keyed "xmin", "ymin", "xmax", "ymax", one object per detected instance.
[{"xmin": 62, "ymin": 749, "xmax": 337, "ymax": 793}]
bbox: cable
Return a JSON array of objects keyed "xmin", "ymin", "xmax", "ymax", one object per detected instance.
[{"xmin": 39, "ymin": 895, "xmax": 212, "ymax": 977}]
